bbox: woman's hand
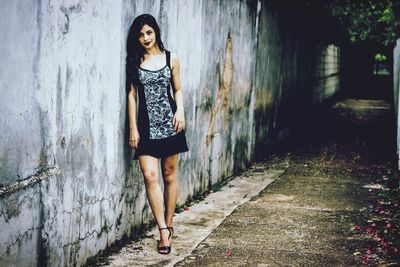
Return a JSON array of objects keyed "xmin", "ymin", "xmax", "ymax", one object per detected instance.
[
  {"xmin": 173, "ymin": 109, "xmax": 185, "ymax": 133},
  {"xmin": 129, "ymin": 128, "xmax": 140, "ymax": 149}
]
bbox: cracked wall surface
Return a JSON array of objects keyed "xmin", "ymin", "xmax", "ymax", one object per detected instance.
[{"xmin": 0, "ymin": 0, "xmax": 343, "ymax": 266}]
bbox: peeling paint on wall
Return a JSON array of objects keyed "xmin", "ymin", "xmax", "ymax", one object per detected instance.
[{"xmin": 0, "ymin": 167, "xmax": 61, "ymax": 198}]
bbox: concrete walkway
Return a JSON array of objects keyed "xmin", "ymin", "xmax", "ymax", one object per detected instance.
[
  {"xmin": 107, "ymin": 164, "xmax": 286, "ymax": 266},
  {"xmin": 104, "ymin": 98, "xmax": 397, "ymax": 266},
  {"xmin": 175, "ymin": 98, "xmax": 396, "ymax": 266}
]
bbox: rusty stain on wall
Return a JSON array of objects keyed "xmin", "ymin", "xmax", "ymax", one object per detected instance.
[
  {"xmin": 222, "ymin": 34, "xmax": 233, "ymax": 108},
  {"xmin": 206, "ymin": 34, "xmax": 233, "ymax": 146}
]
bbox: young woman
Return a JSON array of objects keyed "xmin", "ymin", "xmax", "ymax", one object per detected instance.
[{"xmin": 126, "ymin": 14, "xmax": 189, "ymax": 255}]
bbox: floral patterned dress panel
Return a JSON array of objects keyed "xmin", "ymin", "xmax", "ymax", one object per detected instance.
[{"xmin": 139, "ymin": 66, "xmax": 176, "ymax": 139}]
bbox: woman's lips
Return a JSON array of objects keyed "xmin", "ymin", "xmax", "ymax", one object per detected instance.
[{"xmin": 144, "ymin": 41, "xmax": 151, "ymax": 46}]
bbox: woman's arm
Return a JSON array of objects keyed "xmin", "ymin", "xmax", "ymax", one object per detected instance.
[
  {"xmin": 128, "ymin": 84, "xmax": 140, "ymax": 148},
  {"xmin": 171, "ymin": 53, "xmax": 185, "ymax": 133}
]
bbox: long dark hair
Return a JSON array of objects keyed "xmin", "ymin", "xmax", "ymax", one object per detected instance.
[{"xmin": 126, "ymin": 14, "xmax": 165, "ymax": 90}]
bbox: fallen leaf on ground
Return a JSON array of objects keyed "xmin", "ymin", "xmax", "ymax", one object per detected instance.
[{"xmin": 225, "ymin": 249, "xmax": 232, "ymax": 256}]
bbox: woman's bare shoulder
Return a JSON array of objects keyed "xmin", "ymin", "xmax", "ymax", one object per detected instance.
[{"xmin": 169, "ymin": 51, "xmax": 180, "ymax": 69}]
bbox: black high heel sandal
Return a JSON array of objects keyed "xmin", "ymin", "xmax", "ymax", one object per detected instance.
[
  {"xmin": 167, "ymin": 226, "xmax": 174, "ymax": 240},
  {"xmin": 157, "ymin": 227, "xmax": 172, "ymax": 254}
]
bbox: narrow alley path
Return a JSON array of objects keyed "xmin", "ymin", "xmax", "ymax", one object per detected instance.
[
  {"xmin": 96, "ymin": 97, "xmax": 399, "ymax": 266},
  {"xmin": 175, "ymin": 98, "xmax": 399, "ymax": 266}
]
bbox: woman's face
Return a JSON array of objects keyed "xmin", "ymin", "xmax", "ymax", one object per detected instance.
[{"xmin": 139, "ymin": 24, "xmax": 156, "ymax": 49}]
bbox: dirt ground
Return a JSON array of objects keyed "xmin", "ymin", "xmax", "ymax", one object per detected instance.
[{"xmin": 175, "ymin": 98, "xmax": 400, "ymax": 266}]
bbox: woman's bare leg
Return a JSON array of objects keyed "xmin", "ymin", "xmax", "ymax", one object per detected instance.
[
  {"xmin": 139, "ymin": 155, "xmax": 170, "ymax": 249},
  {"xmin": 161, "ymin": 154, "xmax": 179, "ymax": 229}
]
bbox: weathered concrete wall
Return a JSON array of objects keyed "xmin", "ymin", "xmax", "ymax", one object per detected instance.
[
  {"xmin": 394, "ymin": 39, "xmax": 400, "ymax": 168},
  {"xmin": 0, "ymin": 1, "xmax": 342, "ymax": 266},
  {"xmin": 0, "ymin": 1, "xmax": 43, "ymax": 185},
  {"xmin": 1, "ymin": 1, "xmax": 129, "ymax": 266}
]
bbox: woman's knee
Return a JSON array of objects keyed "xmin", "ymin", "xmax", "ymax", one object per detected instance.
[
  {"xmin": 163, "ymin": 164, "xmax": 175, "ymax": 175},
  {"xmin": 142, "ymin": 169, "xmax": 158, "ymax": 185},
  {"xmin": 163, "ymin": 168, "xmax": 177, "ymax": 184}
]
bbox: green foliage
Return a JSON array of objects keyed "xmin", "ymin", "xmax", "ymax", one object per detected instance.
[
  {"xmin": 175, "ymin": 202, "xmax": 185, "ymax": 213},
  {"xmin": 327, "ymin": 0, "xmax": 400, "ymax": 47},
  {"xmin": 374, "ymin": 53, "xmax": 387, "ymax": 62}
]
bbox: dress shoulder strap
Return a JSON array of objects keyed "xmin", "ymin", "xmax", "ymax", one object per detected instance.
[
  {"xmin": 166, "ymin": 50, "xmax": 171, "ymax": 69},
  {"xmin": 165, "ymin": 50, "xmax": 175, "ymax": 90}
]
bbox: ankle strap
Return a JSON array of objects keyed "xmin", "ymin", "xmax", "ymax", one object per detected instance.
[{"xmin": 159, "ymin": 227, "xmax": 172, "ymax": 239}]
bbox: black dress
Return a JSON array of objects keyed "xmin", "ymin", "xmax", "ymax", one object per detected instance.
[{"xmin": 133, "ymin": 50, "xmax": 189, "ymax": 159}]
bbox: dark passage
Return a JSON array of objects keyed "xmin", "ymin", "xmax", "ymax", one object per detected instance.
[{"xmin": 176, "ymin": 94, "xmax": 400, "ymax": 266}]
